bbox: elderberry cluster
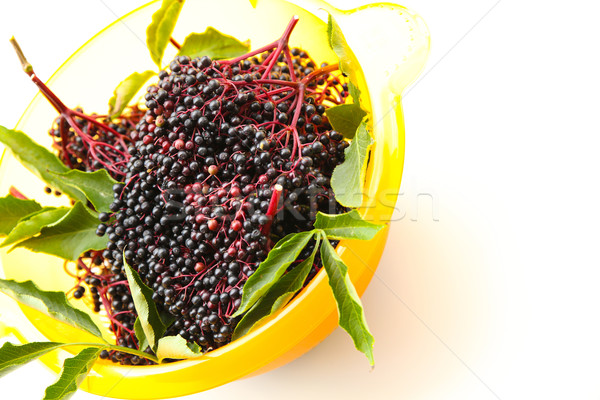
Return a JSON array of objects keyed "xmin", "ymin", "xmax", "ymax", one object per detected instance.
[
  {"xmin": 47, "ymin": 106, "xmax": 143, "ymax": 180},
  {"xmin": 63, "ymin": 250, "xmax": 154, "ymax": 365},
  {"xmin": 93, "ymin": 46, "xmax": 348, "ymax": 363}
]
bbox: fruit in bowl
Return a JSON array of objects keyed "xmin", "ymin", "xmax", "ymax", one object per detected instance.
[{"xmin": 0, "ymin": 0, "xmax": 429, "ymax": 398}]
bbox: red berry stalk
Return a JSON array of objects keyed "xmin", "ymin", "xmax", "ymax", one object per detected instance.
[
  {"xmin": 221, "ymin": 17, "xmax": 344, "ymax": 161},
  {"xmin": 8, "ymin": 186, "xmax": 28, "ymax": 200},
  {"xmin": 261, "ymin": 183, "xmax": 283, "ymax": 235},
  {"xmin": 10, "ymin": 37, "xmax": 133, "ymax": 180}
]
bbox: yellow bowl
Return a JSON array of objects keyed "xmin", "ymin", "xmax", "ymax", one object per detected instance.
[{"xmin": 0, "ymin": 0, "xmax": 429, "ymax": 398}]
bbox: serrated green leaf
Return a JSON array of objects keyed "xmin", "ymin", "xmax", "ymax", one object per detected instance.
[
  {"xmin": 233, "ymin": 231, "xmax": 314, "ymax": 317},
  {"xmin": 123, "ymin": 257, "xmax": 165, "ymax": 351},
  {"xmin": 270, "ymin": 244, "xmax": 317, "ymax": 311},
  {"xmin": 325, "ymin": 104, "xmax": 366, "ymax": 139},
  {"xmin": 233, "ymin": 236, "xmax": 320, "ymax": 340},
  {"xmin": 177, "ymin": 28, "xmax": 250, "ymax": 60},
  {"xmin": 326, "ymin": 14, "xmax": 369, "ymax": 112},
  {"xmin": 0, "ymin": 195, "xmax": 42, "ymax": 236},
  {"xmin": 327, "ymin": 14, "xmax": 362, "ymax": 85},
  {"xmin": 146, "ymin": 0, "xmax": 185, "ymax": 68},
  {"xmin": 49, "ymin": 169, "xmax": 118, "ymax": 213},
  {"xmin": 43, "ymin": 347, "xmax": 101, "ymax": 400},
  {"xmin": 134, "ymin": 310, "xmax": 176, "ymax": 352},
  {"xmin": 0, "ymin": 341, "xmax": 66, "ymax": 378},
  {"xmin": 331, "ymin": 119, "xmax": 373, "ymax": 207},
  {"xmin": 0, "ymin": 126, "xmax": 86, "ymax": 203},
  {"xmin": 133, "ymin": 311, "xmax": 174, "ymax": 351},
  {"xmin": 134, "ymin": 318, "xmax": 149, "ymax": 352},
  {"xmin": 348, "ymin": 81, "xmax": 361, "ymax": 104},
  {"xmin": 15, "ymin": 202, "xmax": 107, "ymax": 261},
  {"xmin": 156, "ymin": 335, "xmax": 201, "ymax": 362},
  {"xmin": 1, "ymin": 207, "xmax": 69, "ymax": 248},
  {"xmin": 18, "ymin": 206, "xmax": 58, "ymax": 223},
  {"xmin": 319, "ymin": 234, "xmax": 374, "ymax": 365},
  {"xmin": 108, "ymin": 70, "xmax": 156, "ymax": 119},
  {"xmin": 314, "ymin": 210, "xmax": 384, "ymax": 241},
  {"xmin": 0, "ymin": 279, "xmax": 103, "ymax": 338}
]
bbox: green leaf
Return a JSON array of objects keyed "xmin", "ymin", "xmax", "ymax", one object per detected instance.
[
  {"xmin": 43, "ymin": 347, "xmax": 101, "ymax": 400},
  {"xmin": 133, "ymin": 318, "xmax": 149, "ymax": 352},
  {"xmin": 233, "ymin": 231, "xmax": 314, "ymax": 317},
  {"xmin": 49, "ymin": 169, "xmax": 118, "ymax": 213},
  {"xmin": 233, "ymin": 236, "xmax": 320, "ymax": 340},
  {"xmin": 0, "ymin": 195, "xmax": 42, "ymax": 236},
  {"xmin": 155, "ymin": 335, "xmax": 201, "ymax": 362},
  {"xmin": 0, "ymin": 126, "xmax": 86, "ymax": 203},
  {"xmin": 326, "ymin": 14, "xmax": 362, "ymax": 85},
  {"xmin": 15, "ymin": 202, "xmax": 108, "ymax": 261},
  {"xmin": 123, "ymin": 257, "xmax": 166, "ymax": 351},
  {"xmin": 314, "ymin": 210, "xmax": 384, "ymax": 241},
  {"xmin": 348, "ymin": 81, "xmax": 361, "ymax": 104},
  {"xmin": 134, "ymin": 310, "xmax": 175, "ymax": 352},
  {"xmin": 146, "ymin": 0, "xmax": 185, "ymax": 68},
  {"xmin": 325, "ymin": 104, "xmax": 366, "ymax": 139},
  {"xmin": 0, "ymin": 279, "xmax": 103, "ymax": 338},
  {"xmin": 0, "ymin": 341, "xmax": 66, "ymax": 378},
  {"xmin": 134, "ymin": 311, "xmax": 175, "ymax": 351},
  {"xmin": 331, "ymin": 119, "xmax": 373, "ymax": 207},
  {"xmin": 159, "ymin": 310, "xmax": 177, "ymax": 329},
  {"xmin": 177, "ymin": 27, "xmax": 250, "ymax": 60},
  {"xmin": 17, "ymin": 206, "xmax": 59, "ymax": 223},
  {"xmin": 1, "ymin": 207, "xmax": 69, "ymax": 248},
  {"xmin": 108, "ymin": 70, "xmax": 156, "ymax": 119},
  {"xmin": 319, "ymin": 234, "xmax": 374, "ymax": 365}
]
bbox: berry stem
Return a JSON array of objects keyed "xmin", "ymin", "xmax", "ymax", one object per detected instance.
[
  {"xmin": 261, "ymin": 16, "xmax": 299, "ymax": 79},
  {"xmin": 222, "ymin": 41, "xmax": 278, "ymax": 65},
  {"xmin": 8, "ymin": 186, "xmax": 27, "ymax": 200},
  {"xmin": 283, "ymin": 46, "xmax": 298, "ymax": 82},
  {"xmin": 70, "ymin": 109, "xmax": 130, "ymax": 152},
  {"xmin": 222, "ymin": 16, "xmax": 299, "ymax": 69},
  {"xmin": 10, "ymin": 38, "xmax": 70, "ymax": 114},
  {"xmin": 169, "ymin": 37, "xmax": 181, "ymax": 50},
  {"xmin": 30, "ymin": 74, "xmax": 71, "ymax": 115},
  {"xmin": 261, "ymin": 184, "xmax": 283, "ymax": 235},
  {"xmin": 300, "ymin": 64, "xmax": 339, "ymax": 85},
  {"xmin": 9, "ymin": 37, "xmax": 33, "ymax": 75},
  {"xmin": 10, "ymin": 37, "xmax": 132, "ymax": 180},
  {"xmin": 229, "ymin": 78, "xmax": 298, "ymax": 88}
]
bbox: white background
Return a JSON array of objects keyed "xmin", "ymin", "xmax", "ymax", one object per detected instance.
[{"xmin": 1, "ymin": 0, "xmax": 600, "ymax": 399}]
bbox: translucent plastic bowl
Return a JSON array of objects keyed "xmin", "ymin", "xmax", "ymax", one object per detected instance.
[{"xmin": 0, "ymin": 0, "xmax": 429, "ymax": 398}]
